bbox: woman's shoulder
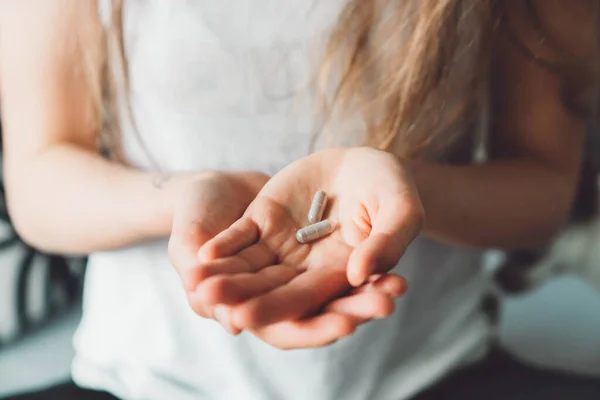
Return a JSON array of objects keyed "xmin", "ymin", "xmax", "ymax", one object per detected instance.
[
  {"xmin": 493, "ymin": 0, "xmax": 600, "ymax": 118},
  {"xmin": 501, "ymin": 0, "xmax": 598, "ymax": 63}
]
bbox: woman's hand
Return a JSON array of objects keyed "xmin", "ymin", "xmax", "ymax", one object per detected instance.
[
  {"xmin": 168, "ymin": 171, "xmax": 269, "ymax": 291},
  {"xmin": 169, "ymin": 168, "xmax": 408, "ymax": 350},
  {"xmin": 190, "ymin": 148, "xmax": 424, "ymax": 346}
]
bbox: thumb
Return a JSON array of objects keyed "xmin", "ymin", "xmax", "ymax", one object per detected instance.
[{"xmin": 347, "ymin": 192, "xmax": 424, "ymax": 286}]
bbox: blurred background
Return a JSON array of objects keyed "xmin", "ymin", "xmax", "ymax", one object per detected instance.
[
  {"xmin": 0, "ymin": 126, "xmax": 87, "ymax": 396},
  {"xmin": 1, "ymin": 132, "xmax": 600, "ymax": 397}
]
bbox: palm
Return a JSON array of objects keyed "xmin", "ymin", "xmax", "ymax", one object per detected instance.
[
  {"xmin": 194, "ymin": 148, "xmax": 422, "ymax": 331},
  {"xmin": 234, "ymin": 148, "xmax": 401, "ymax": 263},
  {"xmin": 245, "ymin": 197, "xmax": 352, "ymax": 268}
]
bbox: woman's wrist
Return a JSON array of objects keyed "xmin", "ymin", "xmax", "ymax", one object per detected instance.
[
  {"xmin": 404, "ymin": 161, "xmax": 437, "ymax": 235},
  {"xmin": 151, "ymin": 171, "xmax": 208, "ymax": 239}
]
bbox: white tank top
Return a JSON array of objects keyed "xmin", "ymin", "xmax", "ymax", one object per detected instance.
[{"xmin": 72, "ymin": 2, "xmax": 494, "ymax": 399}]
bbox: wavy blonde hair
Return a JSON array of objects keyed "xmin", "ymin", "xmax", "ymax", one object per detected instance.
[{"xmin": 94, "ymin": 0, "xmax": 599, "ymax": 162}]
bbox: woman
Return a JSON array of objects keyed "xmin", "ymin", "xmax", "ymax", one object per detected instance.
[{"xmin": 1, "ymin": 0, "xmax": 599, "ymax": 399}]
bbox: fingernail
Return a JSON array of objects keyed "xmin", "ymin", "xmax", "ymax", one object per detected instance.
[{"xmin": 353, "ymin": 274, "xmax": 367, "ymax": 287}]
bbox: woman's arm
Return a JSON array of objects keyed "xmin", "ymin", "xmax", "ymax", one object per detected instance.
[
  {"xmin": 413, "ymin": 160, "xmax": 580, "ymax": 251},
  {"xmin": 412, "ymin": 0, "xmax": 595, "ymax": 250},
  {"xmin": 0, "ymin": 0, "xmax": 199, "ymax": 254}
]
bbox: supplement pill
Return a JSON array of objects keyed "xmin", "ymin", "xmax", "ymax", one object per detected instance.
[
  {"xmin": 296, "ymin": 220, "xmax": 336, "ymax": 244},
  {"xmin": 307, "ymin": 190, "xmax": 328, "ymax": 224}
]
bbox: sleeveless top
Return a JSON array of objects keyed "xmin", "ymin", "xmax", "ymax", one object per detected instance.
[{"xmin": 72, "ymin": 2, "xmax": 494, "ymax": 399}]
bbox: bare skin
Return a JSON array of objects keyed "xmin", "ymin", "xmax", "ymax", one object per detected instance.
[
  {"xmin": 0, "ymin": 0, "xmax": 595, "ymax": 349},
  {"xmin": 186, "ymin": 148, "xmax": 422, "ymax": 344},
  {"xmin": 181, "ymin": 1, "xmax": 597, "ymax": 339},
  {"xmin": 169, "ymin": 168, "xmax": 409, "ymax": 348}
]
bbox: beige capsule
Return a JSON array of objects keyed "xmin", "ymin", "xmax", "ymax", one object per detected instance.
[
  {"xmin": 308, "ymin": 190, "xmax": 328, "ymax": 224},
  {"xmin": 296, "ymin": 219, "xmax": 337, "ymax": 244}
]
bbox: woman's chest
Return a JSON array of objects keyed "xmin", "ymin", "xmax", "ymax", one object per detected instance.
[
  {"xmin": 124, "ymin": 0, "xmax": 344, "ymax": 117},
  {"xmin": 115, "ymin": 1, "xmax": 352, "ymax": 172}
]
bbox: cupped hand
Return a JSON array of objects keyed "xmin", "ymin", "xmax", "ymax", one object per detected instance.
[
  {"xmin": 168, "ymin": 168, "xmax": 407, "ymax": 350},
  {"xmin": 168, "ymin": 170, "xmax": 268, "ymax": 295},
  {"xmin": 190, "ymin": 147, "xmax": 424, "ymax": 345}
]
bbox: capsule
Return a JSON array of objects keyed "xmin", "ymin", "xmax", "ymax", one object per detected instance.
[
  {"xmin": 308, "ymin": 190, "xmax": 328, "ymax": 224},
  {"xmin": 296, "ymin": 220, "xmax": 336, "ymax": 244}
]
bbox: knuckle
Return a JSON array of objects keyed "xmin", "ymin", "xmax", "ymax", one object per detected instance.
[
  {"xmin": 196, "ymin": 263, "xmax": 216, "ymax": 281},
  {"xmin": 241, "ymin": 309, "xmax": 261, "ymax": 329},
  {"xmin": 246, "ymin": 198, "xmax": 283, "ymax": 236},
  {"xmin": 198, "ymin": 242, "xmax": 220, "ymax": 262},
  {"xmin": 186, "ymin": 294, "xmax": 208, "ymax": 318},
  {"xmin": 399, "ymin": 194, "xmax": 425, "ymax": 232},
  {"xmin": 336, "ymin": 318, "xmax": 357, "ymax": 338},
  {"xmin": 200, "ymin": 276, "xmax": 229, "ymax": 303},
  {"xmin": 411, "ymin": 203, "xmax": 426, "ymax": 231}
]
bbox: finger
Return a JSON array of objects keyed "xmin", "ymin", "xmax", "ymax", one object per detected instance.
[
  {"xmin": 186, "ymin": 243, "xmax": 275, "ymax": 289},
  {"xmin": 231, "ymin": 267, "xmax": 349, "ymax": 329},
  {"xmin": 325, "ymin": 291, "xmax": 395, "ymax": 321},
  {"xmin": 347, "ymin": 193, "xmax": 424, "ymax": 286},
  {"xmin": 253, "ymin": 313, "xmax": 357, "ymax": 350},
  {"xmin": 350, "ymin": 274, "xmax": 408, "ymax": 298},
  {"xmin": 347, "ymin": 234, "xmax": 410, "ymax": 287},
  {"xmin": 186, "ymin": 243, "xmax": 276, "ymax": 319},
  {"xmin": 198, "ymin": 218, "xmax": 259, "ymax": 262},
  {"xmin": 188, "ymin": 304, "xmax": 243, "ymax": 337},
  {"xmin": 194, "ymin": 264, "xmax": 303, "ymax": 305},
  {"xmin": 212, "ymin": 305, "xmax": 242, "ymax": 336}
]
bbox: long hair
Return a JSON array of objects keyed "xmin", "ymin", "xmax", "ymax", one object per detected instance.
[
  {"xmin": 319, "ymin": 0, "xmax": 492, "ymax": 159},
  {"xmin": 94, "ymin": 0, "xmax": 599, "ymax": 162}
]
